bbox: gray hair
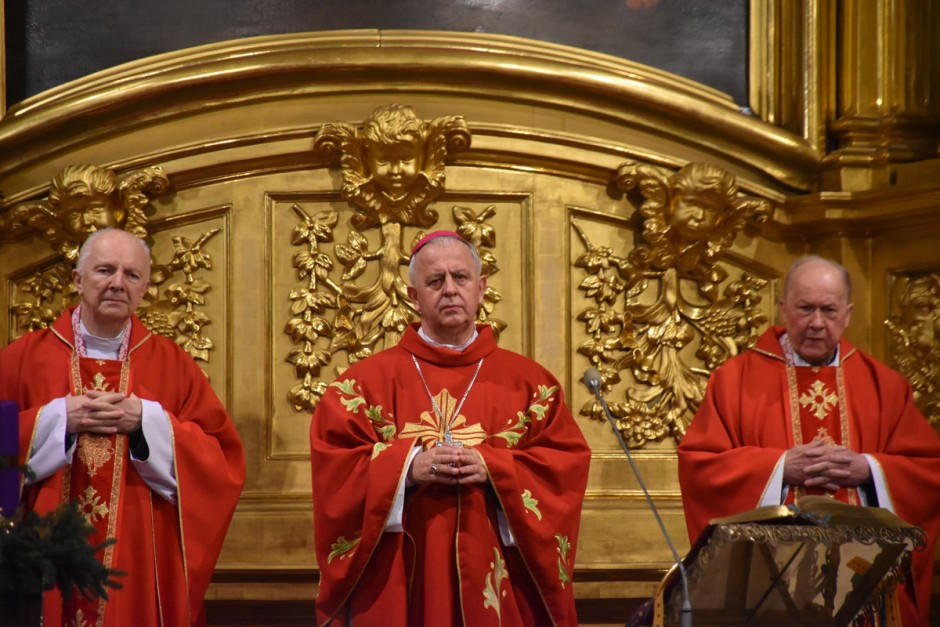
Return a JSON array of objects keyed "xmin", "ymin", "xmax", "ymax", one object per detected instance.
[
  {"xmin": 783, "ymin": 255, "xmax": 852, "ymax": 302},
  {"xmin": 76, "ymin": 228, "xmax": 152, "ymax": 272},
  {"xmin": 408, "ymin": 235, "xmax": 482, "ymax": 285}
]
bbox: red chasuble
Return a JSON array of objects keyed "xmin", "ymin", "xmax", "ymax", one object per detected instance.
[
  {"xmin": 677, "ymin": 326, "xmax": 940, "ymax": 626},
  {"xmin": 310, "ymin": 323, "xmax": 591, "ymax": 627},
  {"xmin": 0, "ymin": 309, "xmax": 245, "ymax": 627}
]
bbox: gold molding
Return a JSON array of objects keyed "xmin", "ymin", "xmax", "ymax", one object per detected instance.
[
  {"xmin": 751, "ymin": 0, "xmax": 940, "ymax": 193},
  {"xmin": 749, "ymin": 0, "xmax": 833, "ymax": 156},
  {"xmin": 572, "ymin": 161, "xmax": 773, "ymax": 446},
  {"xmin": 0, "ymin": 31, "xmax": 818, "ymax": 194},
  {"xmin": 0, "ymin": 2, "xmax": 5, "ymax": 120}
]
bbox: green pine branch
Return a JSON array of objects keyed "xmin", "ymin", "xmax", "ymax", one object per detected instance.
[{"xmin": 0, "ymin": 502, "xmax": 124, "ymax": 600}]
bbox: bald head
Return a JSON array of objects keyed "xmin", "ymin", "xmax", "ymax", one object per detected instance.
[
  {"xmin": 77, "ymin": 228, "xmax": 151, "ymax": 273},
  {"xmin": 783, "ymin": 256, "xmax": 851, "ymax": 303},
  {"xmin": 779, "ymin": 256, "xmax": 853, "ymax": 365},
  {"xmin": 72, "ymin": 229, "xmax": 151, "ymax": 337}
]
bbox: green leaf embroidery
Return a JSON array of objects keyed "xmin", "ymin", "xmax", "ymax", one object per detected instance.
[
  {"xmin": 527, "ymin": 403, "xmax": 548, "ymax": 421},
  {"xmin": 376, "ymin": 424, "xmax": 396, "ymax": 441},
  {"xmin": 538, "ymin": 384, "xmax": 558, "ymax": 401},
  {"xmin": 482, "ymin": 547, "xmax": 509, "ymax": 622},
  {"xmin": 521, "ymin": 489, "xmax": 542, "ymax": 521},
  {"xmin": 328, "ymin": 380, "xmax": 396, "ymax": 449},
  {"xmin": 340, "ymin": 395, "xmax": 367, "ymax": 413},
  {"xmin": 371, "ymin": 442, "xmax": 389, "ymax": 459},
  {"xmin": 525, "ymin": 386, "xmax": 557, "ymax": 422},
  {"xmin": 491, "ymin": 412, "xmax": 530, "ymax": 448},
  {"xmin": 327, "ymin": 535, "xmax": 360, "ymax": 564},
  {"xmin": 330, "ymin": 379, "xmax": 358, "ymax": 396},
  {"xmin": 555, "ymin": 534, "xmax": 571, "ymax": 589},
  {"xmin": 488, "ymin": 386, "xmax": 555, "ymax": 447},
  {"xmin": 364, "ymin": 405, "xmax": 384, "ymax": 421}
]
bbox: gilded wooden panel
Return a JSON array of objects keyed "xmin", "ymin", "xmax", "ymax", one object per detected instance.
[{"xmin": 1, "ymin": 30, "xmax": 938, "ymax": 618}]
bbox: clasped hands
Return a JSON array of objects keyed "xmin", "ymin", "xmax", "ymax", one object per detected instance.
[
  {"xmin": 783, "ymin": 440, "xmax": 872, "ymax": 492},
  {"xmin": 408, "ymin": 444, "xmax": 487, "ymax": 486},
  {"xmin": 66, "ymin": 390, "xmax": 143, "ymax": 435}
]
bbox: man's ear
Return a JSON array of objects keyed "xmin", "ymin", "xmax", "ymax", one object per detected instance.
[
  {"xmin": 72, "ymin": 268, "xmax": 83, "ymax": 294},
  {"xmin": 478, "ymin": 275, "xmax": 488, "ymax": 306},
  {"xmin": 407, "ymin": 285, "xmax": 419, "ymax": 312}
]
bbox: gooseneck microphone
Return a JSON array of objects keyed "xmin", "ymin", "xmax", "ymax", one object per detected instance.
[{"xmin": 582, "ymin": 368, "xmax": 692, "ymax": 627}]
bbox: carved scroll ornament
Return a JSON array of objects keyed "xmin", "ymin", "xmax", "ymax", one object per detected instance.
[
  {"xmin": 886, "ymin": 272, "xmax": 940, "ymax": 431},
  {"xmin": 285, "ymin": 105, "xmax": 504, "ymax": 413},
  {"xmin": 574, "ymin": 161, "xmax": 773, "ymax": 446},
  {"xmin": 1, "ymin": 164, "xmax": 221, "ymax": 368}
]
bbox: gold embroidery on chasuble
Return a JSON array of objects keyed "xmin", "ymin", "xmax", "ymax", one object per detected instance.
[
  {"xmin": 399, "ymin": 388, "xmax": 488, "ymax": 450},
  {"xmin": 786, "ymin": 364, "xmax": 857, "ymax": 505},
  {"xmin": 65, "ymin": 608, "xmax": 93, "ymax": 627},
  {"xmin": 84, "ymin": 371, "xmax": 113, "ymax": 393},
  {"xmin": 76, "ymin": 435, "xmax": 114, "ymax": 477},
  {"xmin": 77, "ymin": 485, "xmax": 110, "ymax": 524},
  {"xmin": 63, "ymin": 352, "xmax": 130, "ymax": 626}
]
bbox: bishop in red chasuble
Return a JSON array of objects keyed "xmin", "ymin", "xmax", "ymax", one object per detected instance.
[
  {"xmin": 310, "ymin": 233, "xmax": 591, "ymax": 626},
  {"xmin": 1, "ymin": 229, "xmax": 245, "ymax": 626},
  {"xmin": 678, "ymin": 257, "xmax": 940, "ymax": 626}
]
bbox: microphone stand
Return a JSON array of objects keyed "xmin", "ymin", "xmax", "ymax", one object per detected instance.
[{"xmin": 583, "ymin": 369, "xmax": 693, "ymax": 627}]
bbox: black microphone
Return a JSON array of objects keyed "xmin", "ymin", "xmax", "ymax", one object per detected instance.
[{"xmin": 582, "ymin": 368, "xmax": 692, "ymax": 627}]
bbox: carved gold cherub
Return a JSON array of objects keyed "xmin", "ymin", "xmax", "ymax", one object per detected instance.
[
  {"xmin": 887, "ymin": 273, "xmax": 940, "ymax": 427},
  {"xmin": 1, "ymin": 164, "xmax": 167, "ymax": 263},
  {"xmin": 314, "ymin": 104, "xmax": 470, "ymax": 230},
  {"xmin": 49, "ymin": 165, "xmax": 127, "ymax": 241}
]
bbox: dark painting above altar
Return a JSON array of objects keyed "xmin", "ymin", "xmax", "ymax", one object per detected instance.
[{"xmin": 2, "ymin": 0, "xmax": 747, "ymax": 107}]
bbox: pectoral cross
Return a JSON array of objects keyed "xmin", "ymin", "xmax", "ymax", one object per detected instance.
[{"xmin": 436, "ymin": 431, "xmax": 463, "ymax": 448}]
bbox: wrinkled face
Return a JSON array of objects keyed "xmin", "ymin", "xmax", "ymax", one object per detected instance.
[
  {"xmin": 367, "ymin": 142, "xmax": 421, "ymax": 198},
  {"xmin": 72, "ymin": 232, "xmax": 151, "ymax": 337},
  {"xmin": 780, "ymin": 262, "xmax": 853, "ymax": 365},
  {"xmin": 407, "ymin": 240, "xmax": 486, "ymax": 344}
]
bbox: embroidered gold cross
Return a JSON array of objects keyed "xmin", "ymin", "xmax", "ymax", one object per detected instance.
[
  {"xmin": 78, "ymin": 485, "xmax": 109, "ymax": 524},
  {"xmin": 83, "ymin": 372, "xmax": 112, "ymax": 393},
  {"xmin": 814, "ymin": 427, "xmax": 837, "ymax": 446},
  {"xmin": 800, "ymin": 380, "xmax": 838, "ymax": 420}
]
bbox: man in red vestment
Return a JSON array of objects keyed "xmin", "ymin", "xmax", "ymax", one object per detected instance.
[
  {"xmin": 678, "ymin": 256, "xmax": 940, "ymax": 626},
  {"xmin": 310, "ymin": 232, "xmax": 591, "ymax": 626},
  {"xmin": 0, "ymin": 229, "xmax": 245, "ymax": 626}
]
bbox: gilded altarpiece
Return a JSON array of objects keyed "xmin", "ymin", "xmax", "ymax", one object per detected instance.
[
  {"xmin": 0, "ymin": 166, "xmax": 231, "ymax": 398},
  {"xmin": 886, "ymin": 271, "xmax": 940, "ymax": 429},
  {"xmin": 268, "ymin": 192, "xmax": 529, "ymax": 458},
  {"xmin": 2, "ymin": 26, "xmax": 939, "ymax": 621}
]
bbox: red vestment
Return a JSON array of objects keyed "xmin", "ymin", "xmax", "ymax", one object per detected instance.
[
  {"xmin": 310, "ymin": 324, "xmax": 591, "ymax": 626},
  {"xmin": 0, "ymin": 310, "xmax": 245, "ymax": 626},
  {"xmin": 677, "ymin": 326, "xmax": 940, "ymax": 626}
]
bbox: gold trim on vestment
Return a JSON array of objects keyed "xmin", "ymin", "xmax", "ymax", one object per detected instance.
[
  {"xmin": 64, "ymin": 351, "xmax": 131, "ymax": 627},
  {"xmin": 96, "ymin": 433, "xmax": 126, "ymax": 627},
  {"xmin": 166, "ymin": 409, "xmax": 192, "ymax": 622},
  {"xmin": 835, "ymin": 366, "xmax": 853, "ymax": 451},
  {"xmin": 786, "ymin": 363, "xmax": 858, "ymax": 506},
  {"xmin": 51, "ymin": 325, "xmax": 76, "ymax": 351}
]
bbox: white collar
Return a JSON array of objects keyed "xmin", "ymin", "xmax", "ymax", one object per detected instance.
[
  {"xmin": 79, "ymin": 320, "xmax": 126, "ymax": 360},
  {"xmin": 417, "ymin": 326, "xmax": 478, "ymax": 352},
  {"xmin": 780, "ymin": 332, "xmax": 840, "ymax": 367}
]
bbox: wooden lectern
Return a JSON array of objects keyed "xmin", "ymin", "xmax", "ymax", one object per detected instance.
[{"xmin": 653, "ymin": 497, "xmax": 926, "ymax": 627}]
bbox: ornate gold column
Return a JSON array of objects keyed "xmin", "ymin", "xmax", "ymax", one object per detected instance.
[
  {"xmin": 751, "ymin": 0, "xmax": 940, "ymax": 192},
  {"xmin": 749, "ymin": 0, "xmax": 834, "ymax": 157},
  {"xmin": 0, "ymin": 4, "xmax": 5, "ymax": 120},
  {"xmin": 825, "ymin": 0, "xmax": 940, "ymax": 191}
]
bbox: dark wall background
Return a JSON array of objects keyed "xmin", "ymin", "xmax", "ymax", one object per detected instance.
[{"xmin": 4, "ymin": 0, "xmax": 748, "ymax": 109}]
